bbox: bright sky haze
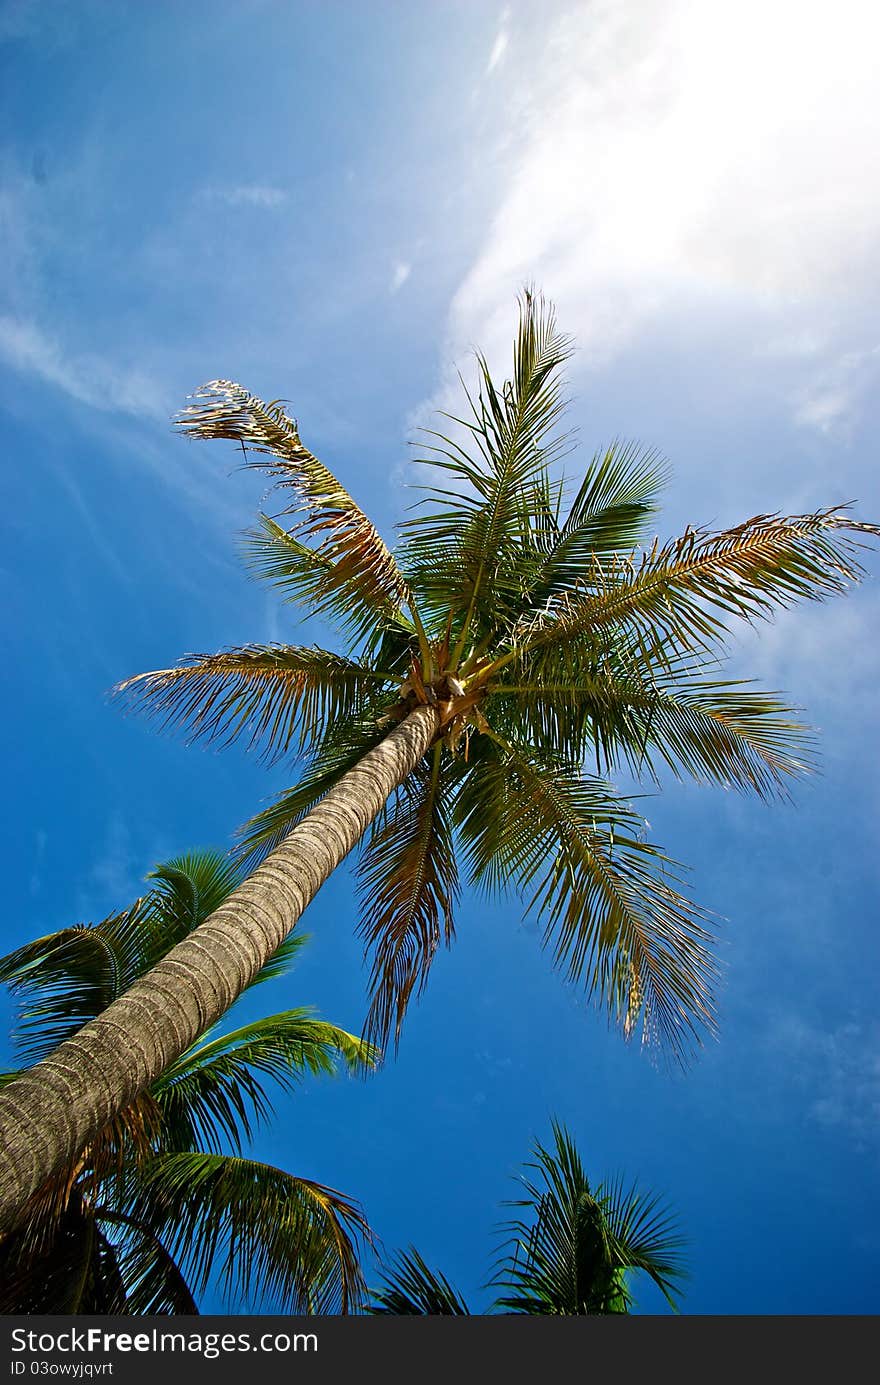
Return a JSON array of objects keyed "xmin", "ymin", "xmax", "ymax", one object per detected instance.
[{"xmin": 1, "ymin": 0, "xmax": 879, "ymax": 1313}]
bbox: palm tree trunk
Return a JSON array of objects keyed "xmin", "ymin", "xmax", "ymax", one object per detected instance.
[{"xmin": 0, "ymin": 705, "xmax": 439, "ymax": 1234}]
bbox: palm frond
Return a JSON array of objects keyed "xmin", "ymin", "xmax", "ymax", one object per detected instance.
[
  {"xmin": 399, "ymin": 289, "xmax": 574, "ymax": 644},
  {"xmin": 516, "ymin": 440, "xmax": 669, "ymax": 614},
  {"xmin": 367, "ymin": 1246, "xmax": 471, "ymax": 1314},
  {"xmin": 492, "ymin": 1121, "xmax": 685, "ymax": 1314},
  {"xmin": 243, "ymin": 513, "xmax": 417, "ymax": 647},
  {"xmin": 96, "ymin": 1208, "xmax": 199, "ymax": 1314},
  {"xmin": 126, "ymin": 1153, "xmax": 371, "ymax": 1314},
  {"xmin": 153, "ymin": 1011, "xmax": 376, "ymax": 1155},
  {"xmin": 147, "ymin": 850, "xmax": 242, "ymax": 940},
  {"xmin": 176, "ymin": 380, "xmax": 411, "ymax": 619},
  {"xmin": 0, "ymin": 900, "xmax": 160, "ymax": 1064},
  {"xmin": 515, "ymin": 508, "xmax": 880, "ymax": 658},
  {"xmin": 357, "ymin": 744, "xmax": 460, "ymax": 1051},
  {"xmin": 596, "ymin": 1172, "xmax": 688, "ymax": 1310},
  {"xmin": 488, "ymin": 658, "xmax": 813, "ymax": 798},
  {"xmin": 455, "ymin": 738, "xmax": 716, "ymax": 1060},
  {"xmin": 0, "ymin": 1191, "xmax": 128, "ymax": 1314},
  {"xmin": 114, "ymin": 644, "xmax": 386, "ymax": 763}
]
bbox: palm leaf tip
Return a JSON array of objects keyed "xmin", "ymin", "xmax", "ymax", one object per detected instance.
[
  {"xmin": 174, "ymin": 380, "xmax": 411, "ymax": 615},
  {"xmin": 398, "ymin": 288, "xmax": 575, "ymax": 645},
  {"xmin": 455, "ymin": 739, "xmax": 717, "ymax": 1062},
  {"xmin": 128, "ymin": 1153, "xmax": 370, "ymax": 1314},
  {"xmin": 515, "ymin": 506, "xmax": 880, "ymax": 662},
  {"xmin": 367, "ymin": 1246, "xmax": 470, "ymax": 1315},
  {"xmin": 112, "ymin": 644, "xmax": 381, "ymax": 763},
  {"xmin": 357, "ymin": 747, "xmax": 460, "ymax": 1053},
  {"xmin": 153, "ymin": 1009, "xmax": 379, "ymax": 1160}
]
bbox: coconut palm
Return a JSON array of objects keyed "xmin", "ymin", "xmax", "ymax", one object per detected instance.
[
  {"xmin": 0, "ymin": 291, "xmax": 876, "ymax": 1230},
  {"xmin": 0, "ymin": 851, "xmax": 374, "ymax": 1313},
  {"xmin": 368, "ymin": 1121, "xmax": 685, "ymax": 1314}
]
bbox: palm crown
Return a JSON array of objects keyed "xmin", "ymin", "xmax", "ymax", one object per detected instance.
[
  {"xmin": 119, "ymin": 291, "xmax": 877, "ymax": 1061},
  {"xmin": 0, "ymin": 851, "xmax": 374, "ymax": 1313},
  {"xmin": 368, "ymin": 1120, "xmax": 686, "ymax": 1315}
]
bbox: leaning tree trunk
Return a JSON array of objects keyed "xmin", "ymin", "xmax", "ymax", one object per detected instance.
[{"xmin": 0, "ymin": 705, "xmax": 439, "ymax": 1234}]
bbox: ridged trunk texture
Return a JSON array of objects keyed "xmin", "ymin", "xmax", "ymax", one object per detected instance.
[{"xmin": 0, "ymin": 705, "xmax": 439, "ymax": 1234}]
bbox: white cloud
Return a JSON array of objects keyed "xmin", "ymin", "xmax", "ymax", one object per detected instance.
[
  {"xmin": 729, "ymin": 591, "xmax": 880, "ymax": 754},
  {"xmin": 200, "ymin": 184, "xmax": 287, "ymax": 209},
  {"xmin": 771, "ymin": 1014, "xmax": 880, "ymax": 1149},
  {"xmin": 486, "ymin": 12, "xmax": 510, "ymax": 75},
  {"xmin": 74, "ymin": 814, "xmax": 142, "ymax": 921},
  {"xmin": 792, "ymin": 346, "xmax": 880, "ymax": 435},
  {"xmin": 390, "ymin": 260, "xmax": 412, "ymax": 293},
  {"xmin": 794, "ymin": 388, "xmax": 854, "ymax": 434},
  {"xmin": 0, "ymin": 314, "xmax": 166, "ymax": 418},
  {"xmin": 441, "ymin": 0, "xmax": 880, "ymax": 420}
]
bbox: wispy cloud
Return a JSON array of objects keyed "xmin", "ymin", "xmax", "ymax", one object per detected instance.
[
  {"xmin": 729, "ymin": 592, "xmax": 880, "ymax": 767},
  {"xmin": 199, "ymin": 184, "xmax": 287, "ymax": 209},
  {"xmin": 792, "ymin": 346, "xmax": 880, "ymax": 435},
  {"xmin": 390, "ymin": 260, "xmax": 412, "ymax": 293},
  {"xmin": 771, "ymin": 1014, "xmax": 880, "ymax": 1150},
  {"xmin": 0, "ymin": 314, "xmax": 167, "ymax": 417},
  {"xmin": 486, "ymin": 10, "xmax": 510, "ymax": 74}
]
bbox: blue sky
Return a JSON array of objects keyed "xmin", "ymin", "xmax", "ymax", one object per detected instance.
[{"xmin": 2, "ymin": 0, "xmax": 879, "ymax": 1313}]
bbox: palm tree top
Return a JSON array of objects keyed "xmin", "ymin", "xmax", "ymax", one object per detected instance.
[
  {"xmin": 115, "ymin": 291, "xmax": 879, "ymax": 1061},
  {"xmin": 367, "ymin": 1119, "xmax": 686, "ymax": 1316},
  {"xmin": 492, "ymin": 1120, "xmax": 686, "ymax": 1314}
]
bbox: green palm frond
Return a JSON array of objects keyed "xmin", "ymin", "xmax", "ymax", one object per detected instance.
[
  {"xmin": 357, "ymin": 744, "xmax": 460, "ymax": 1051},
  {"xmin": 492, "ymin": 1121, "xmax": 686, "ymax": 1314},
  {"xmin": 515, "ymin": 441, "xmax": 669, "ymax": 614},
  {"xmin": 95, "ymin": 1208, "xmax": 199, "ymax": 1314},
  {"xmin": 367, "ymin": 1246, "xmax": 471, "ymax": 1315},
  {"xmin": 147, "ymin": 850, "xmax": 243, "ymax": 939},
  {"xmin": 0, "ymin": 900, "xmax": 159, "ymax": 1064},
  {"xmin": 455, "ymin": 738, "xmax": 715, "ymax": 1058},
  {"xmin": 153, "ymin": 1012, "xmax": 376, "ymax": 1154},
  {"xmin": 127, "ymin": 1153, "xmax": 370, "ymax": 1314},
  {"xmin": 242, "ymin": 514, "xmax": 417, "ymax": 648},
  {"xmin": 114, "ymin": 644, "xmax": 386, "ymax": 763},
  {"xmin": 595, "ymin": 1173, "xmax": 688, "ymax": 1309},
  {"xmin": 489, "ymin": 659, "xmax": 813, "ymax": 798},
  {"xmin": 0, "ymin": 1191, "xmax": 129, "ymax": 1314},
  {"xmin": 176, "ymin": 380, "xmax": 411, "ymax": 622},
  {"xmin": 514, "ymin": 508, "xmax": 880, "ymax": 659},
  {"xmin": 562, "ymin": 440, "xmax": 669, "ymax": 548},
  {"xmin": 399, "ymin": 289, "xmax": 574, "ymax": 641}
]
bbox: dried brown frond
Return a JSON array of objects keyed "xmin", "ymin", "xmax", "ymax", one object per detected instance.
[{"xmin": 176, "ymin": 381, "xmax": 411, "ymax": 615}]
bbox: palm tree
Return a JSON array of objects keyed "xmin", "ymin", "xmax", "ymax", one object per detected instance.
[
  {"xmin": 0, "ymin": 851, "xmax": 374, "ymax": 1312},
  {"xmin": 0, "ymin": 291, "xmax": 876, "ymax": 1230},
  {"xmin": 368, "ymin": 1121, "xmax": 685, "ymax": 1314}
]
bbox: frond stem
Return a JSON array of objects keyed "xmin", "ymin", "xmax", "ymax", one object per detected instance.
[{"xmin": 406, "ymin": 598, "xmax": 434, "ymax": 679}]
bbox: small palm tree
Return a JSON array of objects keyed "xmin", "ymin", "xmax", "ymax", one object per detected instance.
[
  {"xmin": 368, "ymin": 1121, "xmax": 685, "ymax": 1315},
  {"xmin": 0, "ymin": 292, "xmax": 876, "ymax": 1228},
  {"xmin": 0, "ymin": 851, "xmax": 374, "ymax": 1313}
]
